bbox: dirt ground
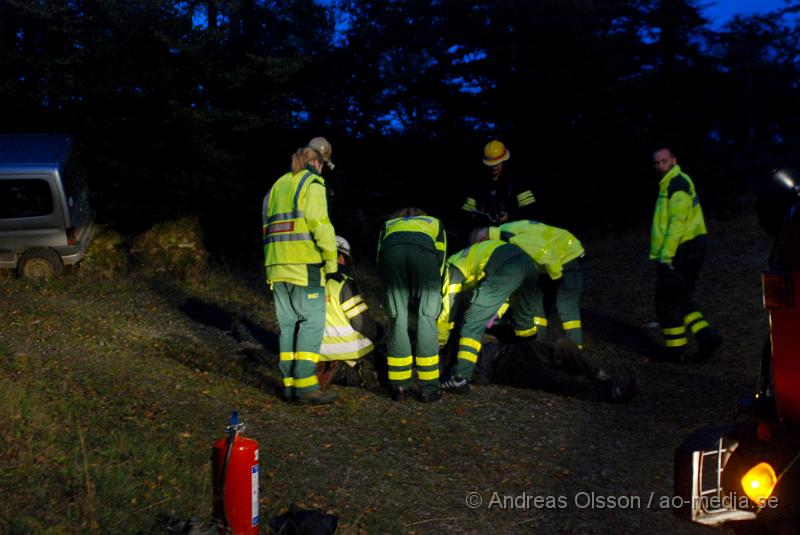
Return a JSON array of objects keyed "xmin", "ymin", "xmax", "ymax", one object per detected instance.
[{"xmin": 0, "ymin": 210, "xmax": 773, "ymax": 534}]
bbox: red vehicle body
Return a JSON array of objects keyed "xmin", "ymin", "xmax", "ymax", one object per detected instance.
[{"xmin": 674, "ymin": 169, "xmax": 800, "ymax": 534}]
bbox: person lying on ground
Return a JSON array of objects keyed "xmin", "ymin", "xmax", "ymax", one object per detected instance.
[{"xmin": 472, "ymin": 334, "xmax": 639, "ymax": 403}]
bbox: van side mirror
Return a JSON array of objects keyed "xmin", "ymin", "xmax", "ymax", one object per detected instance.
[{"xmin": 757, "ymin": 167, "xmax": 800, "ymax": 237}]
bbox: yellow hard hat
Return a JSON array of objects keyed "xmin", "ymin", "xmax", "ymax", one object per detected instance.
[{"xmin": 483, "ymin": 140, "xmax": 510, "ymax": 166}]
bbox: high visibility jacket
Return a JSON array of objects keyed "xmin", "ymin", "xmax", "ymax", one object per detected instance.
[
  {"xmin": 650, "ymin": 165, "xmax": 707, "ymax": 264},
  {"xmin": 377, "ymin": 215, "xmax": 447, "ymax": 273},
  {"xmin": 319, "ymin": 275, "xmax": 374, "ymax": 361},
  {"xmin": 489, "ymin": 220, "xmax": 583, "ymax": 280},
  {"xmin": 262, "ymin": 166, "xmax": 337, "ymax": 286},
  {"xmin": 438, "ymin": 240, "xmax": 518, "ymax": 344}
]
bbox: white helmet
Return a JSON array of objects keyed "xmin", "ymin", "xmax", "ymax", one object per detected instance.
[{"xmin": 335, "ymin": 235, "xmax": 351, "ymax": 256}]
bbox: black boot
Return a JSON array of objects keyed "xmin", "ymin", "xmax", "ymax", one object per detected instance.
[
  {"xmin": 418, "ymin": 388, "xmax": 442, "ymax": 403},
  {"xmin": 693, "ymin": 330, "xmax": 722, "ymax": 362},
  {"xmin": 607, "ymin": 379, "xmax": 640, "ymax": 403},
  {"xmin": 390, "ymin": 386, "xmax": 409, "ymax": 401}
]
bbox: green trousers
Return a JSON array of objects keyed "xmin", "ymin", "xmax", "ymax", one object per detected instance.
[
  {"xmin": 272, "ymin": 279, "xmax": 325, "ymax": 399},
  {"xmin": 536, "ymin": 257, "xmax": 583, "ymax": 347},
  {"xmin": 455, "ymin": 254, "xmax": 539, "ymax": 379},
  {"xmin": 378, "ymin": 244, "xmax": 442, "ymax": 393}
]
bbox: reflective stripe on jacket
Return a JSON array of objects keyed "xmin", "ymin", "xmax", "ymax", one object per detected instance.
[
  {"xmin": 262, "ymin": 168, "xmax": 337, "ymax": 284},
  {"xmin": 649, "ymin": 165, "xmax": 707, "ymax": 264},
  {"xmin": 319, "ymin": 275, "xmax": 374, "ymax": 361},
  {"xmin": 489, "ymin": 220, "xmax": 583, "ymax": 280}
]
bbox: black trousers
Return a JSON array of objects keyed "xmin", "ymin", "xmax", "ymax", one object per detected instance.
[{"xmin": 655, "ymin": 236, "xmax": 708, "ymax": 329}]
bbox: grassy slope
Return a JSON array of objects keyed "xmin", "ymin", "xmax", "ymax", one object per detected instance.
[{"xmin": 0, "ymin": 213, "xmax": 770, "ymax": 534}]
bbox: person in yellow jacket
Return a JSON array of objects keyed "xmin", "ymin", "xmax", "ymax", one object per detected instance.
[
  {"xmin": 262, "ymin": 137, "xmax": 338, "ymax": 404},
  {"xmin": 487, "ymin": 221, "xmax": 585, "ymax": 347},
  {"xmin": 437, "ymin": 238, "xmax": 540, "ymax": 394},
  {"xmin": 316, "ymin": 236, "xmax": 382, "ymax": 390},
  {"xmin": 377, "ymin": 207, "xmax": 446, "ymax": 402},
  {"xmin": 651, "ymin": 147, "xmax": 721, "ymax": 362}
]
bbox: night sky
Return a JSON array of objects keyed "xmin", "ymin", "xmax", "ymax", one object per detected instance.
[{"xmin": 703, "ymin": 0, "xmax": 789, "ymax": 26}]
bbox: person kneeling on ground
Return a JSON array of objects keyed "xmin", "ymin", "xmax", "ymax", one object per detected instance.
[
  {"xmin": 316, "ymin": 236, "xmax": 383, "ymax": 391},
  {"xmin": 473, "ymin": 333, "xmax": 639, "ymax": 403},
  {"xmin": 437, "ymin": 237, "xmax": 540, "ymax": 395}
]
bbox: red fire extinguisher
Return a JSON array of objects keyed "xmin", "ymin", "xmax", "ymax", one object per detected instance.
[{"xmin": 212, "ymin": 411, "xmax": 259, "ymax": 534}]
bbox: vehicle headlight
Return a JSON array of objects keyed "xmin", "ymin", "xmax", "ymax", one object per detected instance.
[{"xmin": 741, "ymin": 462, "xmax": 777, "ymax": 506}]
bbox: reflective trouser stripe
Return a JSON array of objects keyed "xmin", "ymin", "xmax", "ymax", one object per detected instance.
[
  {"xmin": 295, "ymin": 352, "xmax": 320, "ymax": 363},
  {"xmin": 516, "ymin": 314, "xmax": 548, "ymax": 338},
  {"xmin": 684, "ymin": 311, "xmax": 710, "ymax": 334},
  {"xmin": 416, "ymin": 355, "xmax": 438, "ymax": 367},
  {"xmin": 416, "ymin": 354, "xmax": 440, "ymax": 383},
  {"xmin": 496, "ymin": 302, "xmax": 510, "ymax": 318},
  {"xmin": 458, "ymin": 350, "xmax": 478, "ymax": 363},
  {"xmin": 684, "ymin": 311, "xmax": 702, "ymax": 324},
  {"xmin": 562, "ymin": 319, "xmax": 583, "ymax": 346},
  {"xmin": 387, "ymin": 356, "xmax": 413, "ymax": 367},
  {"xmin": 388, "ymin": 355, "xmax": 413, "ymax": 386},
  {"xmin": 294, "ymin": 375, "xmax": 319, "ymax": 389},
  {"xmin": 515, "ymin": 325, "xmax": 537, "ymax": 337},
  {"xmin": 279, "ymin": 352, "xmax": 295, "ymax": 390},
  {"xmin": 455, "ymin": 337, "xmax": 481, "ymax": 379},
  {"xmin": 417, "ymin": 369, "xmax": 439, "ymax": 381},
  {"xmin": 663, "ymin": 326, "xmax": 687, "ymax": 347},
  {"xmin": 460, "ymin": 337, "xmax": 481, "ymax": 351},
  {"xmin": 293, "ymin": 352, "xmax": 321, "ymax": 394}
]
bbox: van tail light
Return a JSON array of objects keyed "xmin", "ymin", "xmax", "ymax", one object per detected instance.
[
  {"xmin": 66, "ymin": 226, "xmax": 78, "ymax": 246},
  {"xmin": 762, "ymin": 271, "xmax": 793, "ymax": 310}
]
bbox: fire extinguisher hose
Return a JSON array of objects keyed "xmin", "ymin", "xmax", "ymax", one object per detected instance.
[{"xmin": 220, "ymin": 426, "xmax": 236, "ymax": 530}]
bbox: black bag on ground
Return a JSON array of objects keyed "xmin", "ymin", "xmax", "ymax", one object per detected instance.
[{"xmin": 268, "ymin": 504, "xmax": 338, "ymax": 535}]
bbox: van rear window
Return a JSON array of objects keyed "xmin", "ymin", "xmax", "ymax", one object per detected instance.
[
  {"xmin": 62, "ymin": 155, "xmax": 88, "ymax": 201},
  {"xmin": 0, "ymin": 179, "xmax": 53, "ymax": 218}
]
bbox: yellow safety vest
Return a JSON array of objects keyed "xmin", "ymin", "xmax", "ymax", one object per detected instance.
[
  {"xmin": 378, "ymin": 215, "xmax": 447, "ymax": 271},
  {"xmin": 319, "ymin": 276, "xmax": 374, "ymax": 361},
  {"xmin": 262, "ymin": 168, "xmax": 337, "ymax": 284}
]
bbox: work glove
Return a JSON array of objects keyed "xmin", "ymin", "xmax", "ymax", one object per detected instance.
[{"xmin": 326, "ymin": 271, "xmax": 344, "ymax": 283}]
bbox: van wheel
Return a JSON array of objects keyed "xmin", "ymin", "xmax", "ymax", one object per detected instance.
[{"xmin": 18, "ymin": 249, "xmax": 64, "ymax": 280}]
